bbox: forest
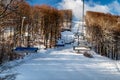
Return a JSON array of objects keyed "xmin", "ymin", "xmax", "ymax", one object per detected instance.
[
  {"xmin": 85, "ymin": 11, "xmax": 120, "ymax": 60},
  {"xmin": 0, "ymin": 0, "xmax": 72, "ymax": 64}
]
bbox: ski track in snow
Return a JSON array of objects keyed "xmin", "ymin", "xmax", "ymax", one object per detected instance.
[{"xmin": 2, "ymin": 45, "xmax": 119, "ymax": 80}]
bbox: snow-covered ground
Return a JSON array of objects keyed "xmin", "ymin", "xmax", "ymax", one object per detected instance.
[{"xmin": 1, "ymin": 45, "xmax": 120, "ymax": 80}]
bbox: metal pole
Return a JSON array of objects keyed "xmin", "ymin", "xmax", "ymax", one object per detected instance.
[
  {"xmin": 78, "ymin": 34, "xmax": 80, "ymax": 46},
  {"xmin": 78, "ymin": 0, "xmax": 84, "ymax": 45},
  {"xmin": 20, "ymin": 16, "xmax": 26, "ymax": 47}
]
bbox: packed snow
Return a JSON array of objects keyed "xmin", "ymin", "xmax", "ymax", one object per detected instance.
[{"xmin": 1, "ymin": 45, "xmax": 120, "ymax": 80}]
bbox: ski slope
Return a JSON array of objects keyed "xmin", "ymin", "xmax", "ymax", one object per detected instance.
[
  {"xmin": 1, "ymin": 22, "xmax": 120, "ymax": 80},
  {"xmin": 3, "ymin": 45, "xmax": 119, "ymax": 80}
]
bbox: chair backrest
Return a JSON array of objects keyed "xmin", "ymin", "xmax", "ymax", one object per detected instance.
[
  {"xmin": 73, "ymin": 46, "xmax": 90, "ymax": 51},
  {"xmin": 56, "ymin": 39, "xmax": 65, "ymax": 46},
  {"xmin": 13, "ymin": 47, "xmax": 39, "ymax": 53}
]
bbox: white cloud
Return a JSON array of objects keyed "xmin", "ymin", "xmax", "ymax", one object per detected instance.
[
  {"xmin": 108, "ymin": 1, "xmax": 120, "ymax": 15},
  {"xmin": 85, "ymin": 4, "xmax": 109, "ymax": 13},
  {"xmin": 58, "ymin": 0, "xmax": 84, "ymax": 20},
  {"xmin": 59, "ymin": 0, "xmax": 82, "ymax": 18},
  {"xmin": 58, "ymin": 0, "xmax": 120, "ymax": 20}
]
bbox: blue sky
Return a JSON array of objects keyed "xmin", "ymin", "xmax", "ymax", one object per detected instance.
[
  {"xmin": 28, "ymin": 0, "xmax": 62, "ymax": 7},
  {"xmin": 29, "ymin": 0, "xmax": 120, "ymax": 7},
  {"xmin": 28, "ymin": 0, "xmax": 120, "ymax": 20},
  {"xmin": 85, "ymin": 0, "xmax": 120, "ymax": 5}
]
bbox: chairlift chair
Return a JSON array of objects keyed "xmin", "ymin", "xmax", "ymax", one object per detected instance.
[
  {"xmin": 73, "ymin": 39, "xmax": 91, "ymax": 53},
  {"xmin": 12, "ymin": 16, "xmax": 39, "ymax": 54},
  {"xmin": 55, "ymin": 38, "xmax": 65, "ymax": 47},
  {"xmin": 73, "ymin": 42, "xmax": 91, "ymax": 53},
  {"xmin": 13, "ymin": 47, "xmax": 39, "ymax": 53},
  {"xmin": 73, "ymin": 46, "xmax": 91, "ymax": 51}
]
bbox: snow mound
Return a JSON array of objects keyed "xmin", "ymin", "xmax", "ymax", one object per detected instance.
[{"xmin": 61, "ymin": 31, "xmax": 75, "ymax": 44}]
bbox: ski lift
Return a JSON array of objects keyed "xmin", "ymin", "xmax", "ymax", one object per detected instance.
[
  {"xmin": 73, "ymin": 40, "xmax": 91, "ymax": 53},
  {"xmin": 13, "ymin": 17, "xmax": 39, "ymax": 53},
  {"xmin": 73, "ymin": 0, "xmax": 92, "ymax": 53},
  {"xmin": 55, "ymin": 38, "xmax": 65, "ymax": 47}
]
